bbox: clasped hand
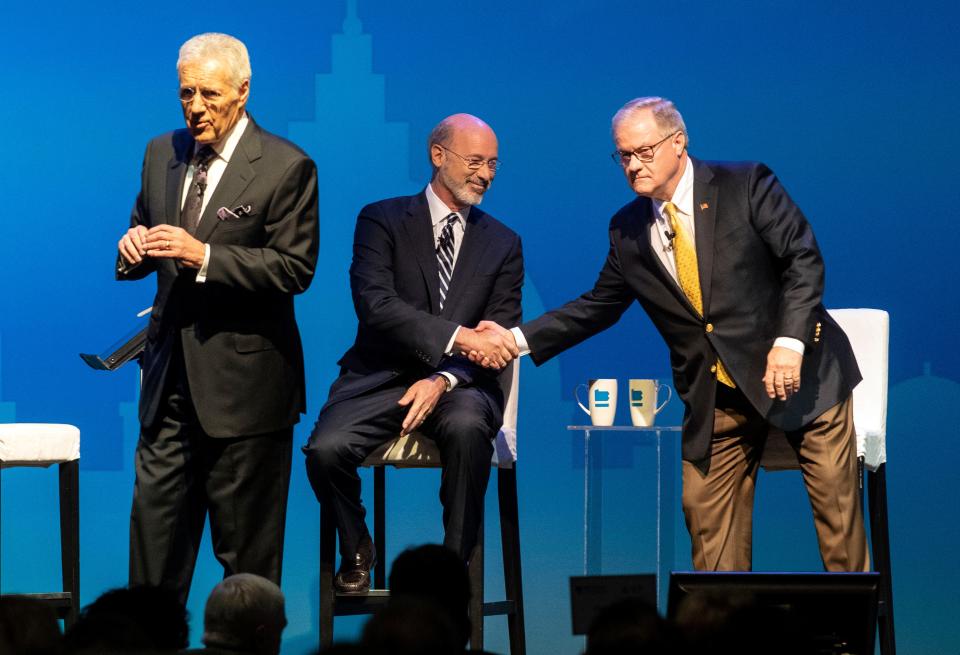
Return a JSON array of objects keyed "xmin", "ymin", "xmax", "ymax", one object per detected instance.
[
  {"xmin": 118, "ymin": 225, "xmax": 206, "ymax": 269},
  {"xmin": 455, "ymin": 320, "xmax": 518, "ymax": 370}
]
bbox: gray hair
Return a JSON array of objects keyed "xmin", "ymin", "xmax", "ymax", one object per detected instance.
[
  {"xmin": 612, "ymin": 97, "xmax": 688, "ymax": 144},
  {"xmin": 177, "ymin": 33, "xmax": 252, "ymax": 87},
  {"xmin": 202, "ymin": 574, "xmax": 285, "ymax": 653},
  {"xmin": 426, "ymin": 118, "xmax": 456, "ymax": 168}
]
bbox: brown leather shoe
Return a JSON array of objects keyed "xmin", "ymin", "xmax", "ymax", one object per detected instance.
[{"xmin": 334, "ymin": 534, "xmax": 377, "ymax": 594}]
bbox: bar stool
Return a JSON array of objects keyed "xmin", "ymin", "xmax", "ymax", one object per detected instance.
[
  {"xmin": 319, "ymin": 361, "xmax": 525, "ymax": 653},
  {"xmin": 762, "ymin": 308, "xmax": 894, "ymax": 654},
  {"xmin": 0, "ymin": 423, "xmax": 80, "ymax": 627}
]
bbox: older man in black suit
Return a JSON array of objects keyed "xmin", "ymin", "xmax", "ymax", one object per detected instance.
[
  {"xmin": 116, "ymin": 32, "xmax": 318, "ymax": 602},
  {"xmin": 476, "ymin": 97, "xmax": 868, "ymax": 572},
  {"xmin": 303, "ymin": 114, "xmax": 522, "ymax": 593}
]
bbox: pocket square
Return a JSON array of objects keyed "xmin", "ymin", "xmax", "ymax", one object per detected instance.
[{"xmin": 217, "ymin": 204, "xmax": 253, "ymax": 221}]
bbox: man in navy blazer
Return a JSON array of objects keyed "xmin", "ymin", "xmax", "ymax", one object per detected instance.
[
  {"xmin": 477, "ymin": 97, "xmax": 868, "ymax": 572},
  {"xmin": 303, "ymin": 114, "xmax": 522, "ymax": 593},
  {"xmin": 116, "ymin": 33, "xmax": 319, "ymax": 601}
]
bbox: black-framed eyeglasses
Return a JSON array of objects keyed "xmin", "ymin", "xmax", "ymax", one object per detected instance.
[
  {"xmin": 610, "ymin": 132, "xmax": 678, "ymax": 166},
  {"xmin": 179, "ymin": 87, "xmax": 224, "ymax": 105},
  {"xmin": 436, "ymin": 144, "xmax": 501, "ymax": 173}
]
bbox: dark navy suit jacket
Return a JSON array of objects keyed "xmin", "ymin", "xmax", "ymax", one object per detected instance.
[
  {"xmin": 324, "ymin": 191, "xmax": 523, "ymax": 411},
  {"xmin": 522, "ymin": 157, "xmax": 860, "ymax": 462}
]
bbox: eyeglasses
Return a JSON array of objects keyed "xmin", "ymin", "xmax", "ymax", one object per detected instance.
[
  {"xmin": 610, "ymin": 132, "xmax": 678, "ymax": 166},
  {"xmin": 179, "ymin": 86, "xmax": 225, "ymax": 105},
  {"xmin": 436, "ymin": 144, "xmax": 502, "ymax": 173}
]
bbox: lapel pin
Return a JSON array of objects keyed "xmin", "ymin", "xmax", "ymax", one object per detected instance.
[{"xmin": 699, "ymin": 202, "xmax": 709, "ymax": 211}]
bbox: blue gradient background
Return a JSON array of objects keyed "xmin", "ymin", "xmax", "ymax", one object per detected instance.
[{"xmin": 1, "ymin": 1, "xmax": 958, "ymax": 653}]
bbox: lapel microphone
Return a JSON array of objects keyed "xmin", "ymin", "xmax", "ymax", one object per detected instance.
[{"xmin": 664, "ymin": 229, "xmax": 676, "ymax": 252}]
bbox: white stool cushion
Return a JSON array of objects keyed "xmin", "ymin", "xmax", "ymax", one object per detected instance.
[
  {"xmin": 761, "ymin": 308, "xmax": 889, "ymax": 472},
  {"xmin": 0, "ymin": 423, "xmax": 81, "ymax": 468},
  {"xmin": 364, "ymin": 432, "xmax": 440, "ymax": 468},
  {"xmin": 828, "ymin": 309, "xmax": 888, "ymax": 470}
]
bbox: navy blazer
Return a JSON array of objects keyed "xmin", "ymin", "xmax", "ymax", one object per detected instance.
[
  {"xmin": 522, "ymin": 157, "xmax": 860, "ymax": 462},
  {"xmin": 326, "ymin": 191, "xmax": 523, "ymax": 409}
]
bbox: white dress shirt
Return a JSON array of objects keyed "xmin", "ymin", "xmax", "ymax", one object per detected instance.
[
  {"xmin": 182, "ymin": 113, "xmax": 249, "ymax": 283},
  {"xmin": 512, "ymin": 155, "xmax": 804, "ymax": 356}
]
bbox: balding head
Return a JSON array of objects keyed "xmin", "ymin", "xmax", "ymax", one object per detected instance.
[
  {"xmin": 426, "ymin": 113, "xmax": 495, "ymax": 163},
  {"xmin": 202, "ymin": 574, "xmax": 286, "ymax": 655},
  {"xmin": 427, "ymin": 114, "xmax": 499, "ymax": 210}
]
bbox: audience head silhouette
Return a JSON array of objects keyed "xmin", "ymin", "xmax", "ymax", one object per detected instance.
[
  {"xmin": 388, "ymin": 544, "xmax": 471, "ymax": 648},
  {"xmin": 63, "ymin": 585, "xmax": 188, "ymax": 654},
  {"xmin": 202, "ymin": 573, "xmax": 287, "ymax": 655}
]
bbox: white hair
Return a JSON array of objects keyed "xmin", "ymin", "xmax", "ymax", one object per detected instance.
[
  {"xmin": 177, "ymin": 33, "xmax": 251, "ymax": 87},
  {"xmin": 202, "ymin": 574, "xmax": 285, "ymax": 654},
  {"xmin": 612, "ymin": 96, "xmax": 688, "ymax": 144}
]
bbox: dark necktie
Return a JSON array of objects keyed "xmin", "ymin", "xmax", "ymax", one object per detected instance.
[
  {"xmin": 181, "ymin": 145, "xmax": 217, "ymax": 235},
  {"xmin": 436, "ymin": 213, "xmax": 458, "ymax": 310}
]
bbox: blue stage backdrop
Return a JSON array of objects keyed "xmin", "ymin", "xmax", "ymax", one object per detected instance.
[{"xmin": 1, "ymin": 1, "xmax": 958, "ymax": 653}]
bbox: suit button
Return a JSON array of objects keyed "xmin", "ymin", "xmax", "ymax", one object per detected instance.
[
  {"xmin": 705, "ymin": 323, "xmax": 714, "ymax": 333},
  {"xmin": 710, "ymin": 364, "xmax": 717, "ymax": 373}
]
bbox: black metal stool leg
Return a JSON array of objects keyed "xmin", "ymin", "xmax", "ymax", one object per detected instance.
[
  {"xmin": 58, "ymin": 460, "xmax": 80, "ymax": 628},
  {"xmin": 374, "ymin": 466, "xmax": 386, "ymax": 589},
  {"xmin": 498, "ymin": 466, "xmax": 526, "ymax": 655},
  {"xmin": 869, "ymin": 464, "xmax": 896, "ymax": 655},
  {"xmin": 468, "ymin": 520, "xmax": 485, "ymax": 651},
  {"xmin": 319, "ymin": 504, "xmax": 337, "ymax": 650}
]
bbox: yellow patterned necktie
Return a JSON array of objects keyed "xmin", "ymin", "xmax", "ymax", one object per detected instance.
[{"xmin": 663, "ymin": 202, "xmax": 735, "ymax": 388}]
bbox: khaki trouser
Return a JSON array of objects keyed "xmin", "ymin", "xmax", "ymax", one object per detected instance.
[{"xmin": 681, "ymin": 386, "xmax": 870, "ymax": 572}]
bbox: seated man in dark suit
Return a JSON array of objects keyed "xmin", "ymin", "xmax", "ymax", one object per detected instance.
[{"xmin": 303, "ymin": 114, "xmax": 523, "ymax": 593}]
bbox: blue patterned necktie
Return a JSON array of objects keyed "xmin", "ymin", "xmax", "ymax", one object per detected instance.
[
  {"xmin": 436, "ymin": 213, "xmax": 458, "ymax": 310},
  {"xmin": 181, "ymin": 145, "xmax": 217, "ymax": 235}
]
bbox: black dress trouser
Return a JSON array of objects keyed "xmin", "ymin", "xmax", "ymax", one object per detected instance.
[
  {"xmin": 303, "ymin": 372, "xmax": 501, "ymax": 562},
  {"xmin": 129, "ymin": 340, "xmax": 293, "ymax": 604}
]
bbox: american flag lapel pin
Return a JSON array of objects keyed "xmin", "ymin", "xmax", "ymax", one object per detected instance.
[{"xmin": 699, "ymin": 202, "xmax": 709, "ymax": 211}]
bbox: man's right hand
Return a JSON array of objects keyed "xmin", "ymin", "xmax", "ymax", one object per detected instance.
[
  {"xmin": 454, "ymin": 321, "xmax": 518, "ymax": 369},
  {"xmin": 118, "ymin": 225, "xmax": 149, "ymax": 266}
]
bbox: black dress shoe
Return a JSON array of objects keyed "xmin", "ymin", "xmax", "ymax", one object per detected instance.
[{"xmin": 335, "ymin": 534, "xmax": 377, "ymax": 594}]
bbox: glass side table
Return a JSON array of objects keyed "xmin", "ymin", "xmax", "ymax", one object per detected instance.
[{"xmin": 567, "ymin": 425, "xmax": 682, "ymax": 610}]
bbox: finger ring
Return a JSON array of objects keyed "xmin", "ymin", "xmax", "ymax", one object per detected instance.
[{"xmin": 165, "ymin": 240, "xmax": 170, "ymax": 249}]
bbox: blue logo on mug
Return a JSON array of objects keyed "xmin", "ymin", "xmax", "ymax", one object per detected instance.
[
  {"xmin": 593, "ymin": 389, "xmax": 610, "ymax": 408},
  {"xmin": 631, "ymin": 389, "xmax": 644, "ymax": 407}
]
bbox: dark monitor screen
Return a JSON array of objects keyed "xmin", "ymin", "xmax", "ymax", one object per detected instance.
[
  {"xmin": 667, "ymin": 572, "xmax": 879, "ymax": 655},
  {"xmin": 570, "ymin": 574, "xmax": 657, "ymax": 635}
]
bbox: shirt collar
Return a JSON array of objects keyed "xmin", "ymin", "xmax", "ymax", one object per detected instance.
[
  {"xmin": 426, "ymin": 181, "xmax": 471, "ymax": 228},
  {"xmin": 652, "ymin": 154, "xmax": 694, "ymax": 221},
  {"xmin": 195, "ymin": 112, "xmax": 248, "ymax": 165}
]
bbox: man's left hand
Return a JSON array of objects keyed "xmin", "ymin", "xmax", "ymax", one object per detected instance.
[
  {"xmin": 144, "ymin": 225, "xmax": 206, "ymax": 269},
  {"xmin": 397, "ymin": 376, "xmax": 448, "ymax": 436},
  {"xmin": 763, "ymin": 346, "xmax": 803, "ymax": 400}
]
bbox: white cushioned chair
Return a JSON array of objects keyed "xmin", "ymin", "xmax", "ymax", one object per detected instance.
[{"xmin": 0, "ymin": 423, "xmax": 81, "ymax": 626}]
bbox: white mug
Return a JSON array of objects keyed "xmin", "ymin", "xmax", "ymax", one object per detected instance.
[
  {"xmin": 628, "ymin": 379, "xmax": 673, "ymax": 427},
  {"xmin": 575, "ymin": 379, "xmax": 618, "ymax": 426}
]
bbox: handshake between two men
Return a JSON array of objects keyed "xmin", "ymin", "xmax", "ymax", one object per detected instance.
[
  {"xmin": 454, "ymin": 320, "xmax": 517, "ymax": 370},
  {"xmin": 393, "ymin": 321, "xmax": 518, "ymax": 439}
]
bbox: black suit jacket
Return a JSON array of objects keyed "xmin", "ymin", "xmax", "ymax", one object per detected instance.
[
  {"xmin": 522, "ymin": 157, "xmax": 861, "ymax": 462},
  {"xmin": 117, "ymin": 119, "xmax": 319, "ymax": 437},
  {"xmin": 325, "ymin": 191, "xmax": 523, "ymax": 408}
]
